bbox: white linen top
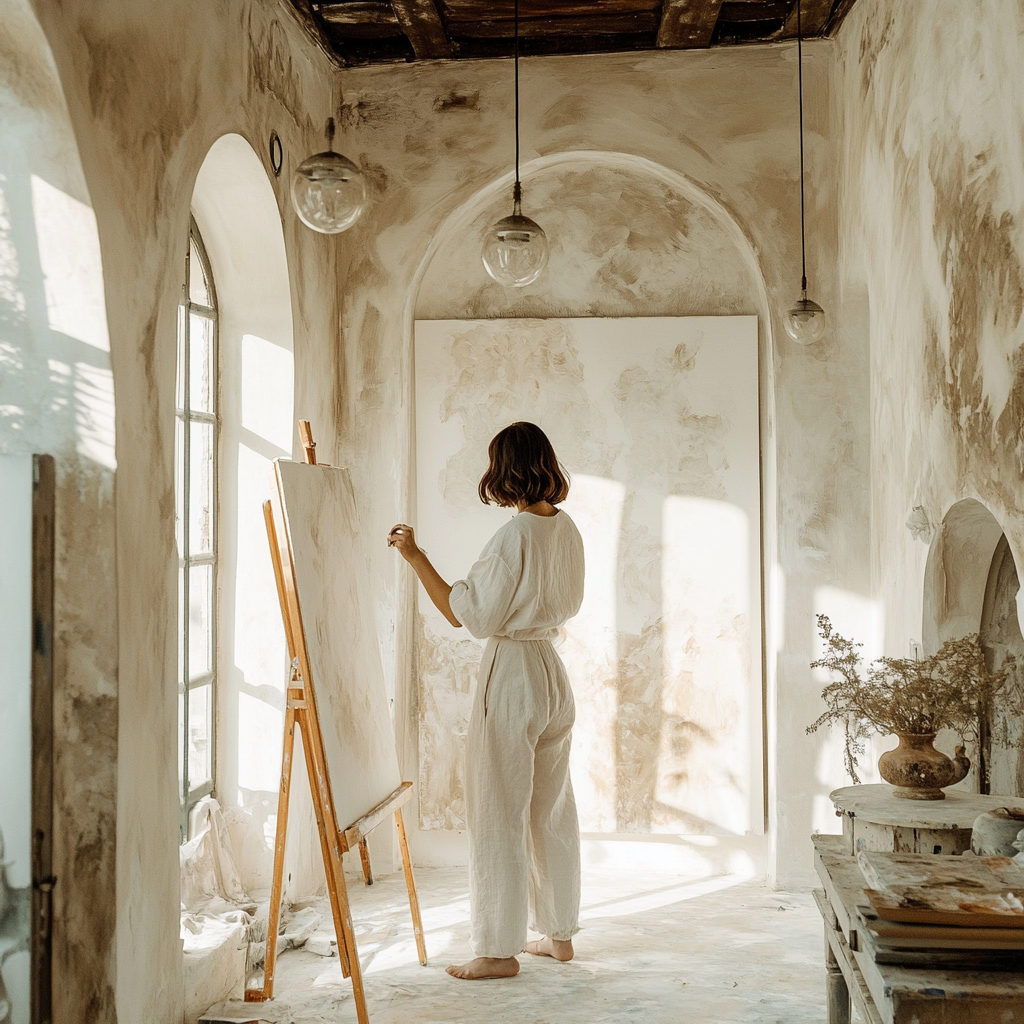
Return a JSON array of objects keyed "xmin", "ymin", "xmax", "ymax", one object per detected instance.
[{"xmin": 448, "ymin": 510, "xmax": 585, "ymax": 641}]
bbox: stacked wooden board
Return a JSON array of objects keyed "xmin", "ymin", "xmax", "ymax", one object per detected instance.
[{"xmin": 854, "ymin": 851, "xmax": 1024, "ymax": 969}]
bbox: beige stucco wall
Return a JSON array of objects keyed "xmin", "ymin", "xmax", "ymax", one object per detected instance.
[
  {"xmin": 834, "ymin": 1, "xmax": 1024, "ymax": 661},
  {"xmin": 22, "ymin": 1, "xmax": 342, "ymax": 1021},
  {"xmin": 1, "ymin": 0, "xmax": 923, "ymax": 1016},
  {"xmin": 11, "ymin": 0, "xmax": 1024, "ymax": 1012}
]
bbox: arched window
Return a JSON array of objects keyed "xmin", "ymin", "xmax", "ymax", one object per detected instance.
[{"xmin": 176, "ymin": 217, "xmax": 218, "ymax": 840}]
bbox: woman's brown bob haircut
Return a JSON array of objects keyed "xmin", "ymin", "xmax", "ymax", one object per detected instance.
[{"xmin": 478, "ymin": 422, "xmax": 570, "ymax": 507}]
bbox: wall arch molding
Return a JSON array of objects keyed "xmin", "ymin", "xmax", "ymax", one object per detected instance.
[
  {"xmin": 397, "ymin": 148, "xmax": 780, "ymax": 868},
  {"xmin": 922, "ymin": 497, "xmax": 1024, "ymax": 651},
  {"xmin": 404, "ymin": 149, "xmax": 775, "ymax": 345}
]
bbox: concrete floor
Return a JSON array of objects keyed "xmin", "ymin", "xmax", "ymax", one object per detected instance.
[{"xmin": 208, "ymin": 862, "xmax": 830, "ymax": 1024}]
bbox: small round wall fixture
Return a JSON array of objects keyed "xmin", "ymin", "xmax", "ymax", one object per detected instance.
[
  {"xmin": 291, "ymin": 117, "xmax": 366, "ymax": 234},
  {"xmin": 482, "ymin": 183, "xmax": 549, "ymax": 287},
  {"xmin": 269, "ymin": 130, "xmax": 283, "ymax": 177}
]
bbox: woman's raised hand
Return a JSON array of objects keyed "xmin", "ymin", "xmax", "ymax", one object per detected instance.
[{"xmin": 387, "ymin": 523, "xmax": 421, "ymax": 561}]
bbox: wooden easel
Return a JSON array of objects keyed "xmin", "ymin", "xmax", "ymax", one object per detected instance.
[{"xmin": 245, "ymin": 421, "xmax": 427, "ymax": 1022}]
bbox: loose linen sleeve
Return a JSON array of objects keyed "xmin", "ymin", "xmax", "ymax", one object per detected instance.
[{"xmin": 449, "ymin": 540, "xmax": 521, "ymax": 640}]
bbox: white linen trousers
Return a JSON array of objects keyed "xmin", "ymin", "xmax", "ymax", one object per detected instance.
[{"xmin": 449, "ymin": 510, "xmax": 585, "ymax": 959}]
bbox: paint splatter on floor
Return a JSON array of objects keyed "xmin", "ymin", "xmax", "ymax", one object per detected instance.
[{"xmin": 212, "ymin": 865, "xmax": 827, "ymax": 1024}]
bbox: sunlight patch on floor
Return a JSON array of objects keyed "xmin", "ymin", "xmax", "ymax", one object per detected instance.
[{"xmin": 204, "ymin": 865, "xmax": 824, "ymax": 1024}]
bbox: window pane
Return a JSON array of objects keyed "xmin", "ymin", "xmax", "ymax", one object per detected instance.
[
  {"xmin": 176, "ymin": 303, "xmax": 186, "ymax": 412},
  {"xmin": 180, "ymin": 223, "xmax": 217, "ymax": 831},
  {"xmin": 177, "ymin": 564, "xmax": 185, "ymax": 686},
  {"xmin": 189, "ymin": 238, "xmax": 210, "ymax": 306},
  {"xmin": 188, "ymin": 563, "xmax": 213, "ymax": 680},
  {"xmin": 175, "ymin": 417, "xmax": 186, "ymax": 558},
  {"xmin": 189, "ymin": 420, "xmax": 214, "ymax": 554},
  {"xmin": 189, "ymin": 313, "xmax": 214, "ymax": 413},
  {"xmin": 178, "ymin": 689, "xmax": 186, "ymax": 799},
  {"xmin": 187, "ymin": 682, "xmax": 212, "ymax": 791}
]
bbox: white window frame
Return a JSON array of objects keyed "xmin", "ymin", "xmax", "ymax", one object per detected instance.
[{"xmin": 177, "ymin": 217, "xmax": 218, "ymax": 841}]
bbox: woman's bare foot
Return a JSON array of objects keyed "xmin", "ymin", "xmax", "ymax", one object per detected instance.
[
  {"xmin": 446, "ymin": 956, "xmax": 520, "ymax": 980},
  {"xmin": 525, "ymin": 936, "xmax": 574, "ymax": 961}
]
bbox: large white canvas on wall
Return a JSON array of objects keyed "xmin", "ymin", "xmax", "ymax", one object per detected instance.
[
  {"xmin": 274, "ymin": 460, "xmax": 402, "ymax": 831},
  {"xmin": 414, "ymin": 317, "xmax": 762, "ymax": 836}
]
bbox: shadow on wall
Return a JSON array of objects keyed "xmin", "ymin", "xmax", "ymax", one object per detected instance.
[
  {"xmin": 0, "ymin": 159, "xmax": 114, "ymax": 468},
  {"xmin": 800, "ymin": 583, "xmax": 888, "ymax": 832},
  {"xmin": 0, "ymin": 0, "xmax": 117, "ymax": 1020}
]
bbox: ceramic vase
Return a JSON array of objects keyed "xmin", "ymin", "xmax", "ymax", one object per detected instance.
[
  {"xmin": 971, "ymin": 807, "xmax": 1024, "ymax": 856},
  {"xmin": 877, "ymin": 732, "xmax": 970, "ymax": 800}
]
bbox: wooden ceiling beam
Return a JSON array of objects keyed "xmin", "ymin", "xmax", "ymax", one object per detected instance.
[
  {"xmin": 781, "ymin": 0, "xmax": 834, "ymax": 37},
  {"xmin": 444, "ymin": 0, "xmax": 657, "ymax": 17},
  {"xmin": 657, "ymin": 0, "xmax": 723, "ymax": 48},
  {"xmin": 319, "ymin": 1, "xmax": 400, "ymax": 25},
  {"xmin": 390, "ymin": 0, "xmax": 453, "ymax": 57},
  {"xmin": 452, "ymin": 12, "xmax": 659, "ymax": 38},
  {"xmin": 293, "ymin": 0, "xmax": 862, "ymax": 63}
]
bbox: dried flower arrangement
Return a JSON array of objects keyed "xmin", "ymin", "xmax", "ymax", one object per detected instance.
[{"xmin": 806, "ymin": 614, "xmax": 1023, "ymax": 784}]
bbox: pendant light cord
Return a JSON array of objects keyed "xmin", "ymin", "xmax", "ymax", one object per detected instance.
[
  {"xmin": 513, "ymin": 0, "xmax": 522, "ymax": 209},
  {"xmin": 797, "ymin": 0, "xmax": 807, "ymax": 294}
]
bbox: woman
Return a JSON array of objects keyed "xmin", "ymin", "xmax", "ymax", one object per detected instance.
[{"xmin": 389, "ymin": 421, "xmax": 585, "ymax": 980}]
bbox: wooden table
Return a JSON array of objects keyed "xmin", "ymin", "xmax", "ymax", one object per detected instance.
[
  {"xmin": 830, "ymin": 784, "xmax": 1024, "ymax": 856},
  {"xmin": 812, "ymin": 835, "xmax": 1024, "ymax": 1024}
]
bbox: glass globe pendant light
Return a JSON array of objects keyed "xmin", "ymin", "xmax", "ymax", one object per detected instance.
[
  {"xmin": 784, "ymin": 0, "xmax": 826, "ymax": 345},
  {"xmin": 482, "ymin": 182, "xmax": 549, "ymax": 288},
  {"xmin": 481, "ymin": 0, "xmax": 549, "ymax": 288},
  {"xmin": 291, "ymin": 116, "xmax": 367, "ymax": 234}
]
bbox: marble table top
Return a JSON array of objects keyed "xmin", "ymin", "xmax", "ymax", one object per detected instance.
[{"xmin": 830, "ymin": 784, "xmax": 1024, "ymax": 830}]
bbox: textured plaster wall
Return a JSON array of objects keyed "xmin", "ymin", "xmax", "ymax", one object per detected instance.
[
  {"xmin": 333, "ymin": 44, "xmax": 868, "ymax": 885},
  {"xmin": 0, "ymin": 2, "xmax": 117, "ymax": 1020},
  {"xmin": 20, "ymin": 1, "xmax": 344, "ymax": 1021},
  {"xmin": 834, "ymin": 3, "xmax": 1024, "ymax": 699},
  {"xmin": 1, "ymin": 7, "xmax": 888, "ymax": 1017}
]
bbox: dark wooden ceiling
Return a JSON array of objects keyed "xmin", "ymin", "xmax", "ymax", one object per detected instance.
[{"xmin": 295, "ymin": 0, "xmax": 859, "ymax": 66}]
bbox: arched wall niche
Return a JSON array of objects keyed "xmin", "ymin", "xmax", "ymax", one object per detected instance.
[
  {"xmin": 922, "ymin": 498, "xmax": 1019, "ymax": 651},
  {"xmin": 400, "ymin": 150, "xmax": 780, "ymax": 875},
  {"xmin": 189, "ymin": 134, "xmax": 320, "ymax": 902},
  {"xmin": 922, "ymin": 497, "xmax": 1024, "ymax": 797}
]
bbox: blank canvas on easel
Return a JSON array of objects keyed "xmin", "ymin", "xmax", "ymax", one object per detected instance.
[
  {"xmin": 249, "ymin": 450, "xmax": 425, "ymax": 1018},
  {"xmin": 274, "ymin": 460, "xmax": 401, "ymax": 831}
]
